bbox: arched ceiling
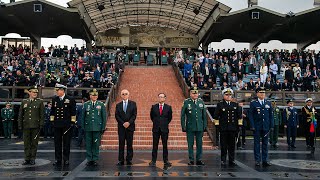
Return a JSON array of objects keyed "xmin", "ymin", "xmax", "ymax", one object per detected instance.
[{"xmin": 68, "ymin": 0, "xmax": 231, "ymax": 36}]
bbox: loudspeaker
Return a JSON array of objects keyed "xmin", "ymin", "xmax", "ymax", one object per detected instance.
[
  {"xmin": 34, "ymin": 4, "xmax": 42, "ymax": 12},
  {"xmin": 251, "ymin": 12, "xmax": 259, "ymax": 19}
]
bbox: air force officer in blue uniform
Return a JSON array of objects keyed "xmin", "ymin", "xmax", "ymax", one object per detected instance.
[{"xmin": 249, "ymin": 87, "xmax": 274, "ymax": 167}]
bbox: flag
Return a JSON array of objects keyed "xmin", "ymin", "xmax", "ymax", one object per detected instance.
[{"xmin": 310, "ymin": 111, "xmax": 317, "ymax": 133}]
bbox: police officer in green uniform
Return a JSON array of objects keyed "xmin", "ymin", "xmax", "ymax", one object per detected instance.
[
  {"xmin": 213, "ymin": 88, "xmax": 242, "ymax": 166},
  {"xmin": 18, "ymin": 86, "xmax": 45, "ymax": 165},
  {"xmin": 81, "ymin": 89, "xmax": 107, "ymax": 166},
  {"xmin": 270, "ymin": 100, "xmax": 282, "ymax": 148},
  {"xmin": 181, "ymin": 87, "xmax": 207, "ymax": 166},
  {"xmin": 1, "ymin": 102, "xmax": 14, "ymax": 139}
]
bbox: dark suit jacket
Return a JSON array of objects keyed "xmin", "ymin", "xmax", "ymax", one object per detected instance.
[
  {"xmin": 150, "ymin": 103, "xmax": 173, "ymax": 133},
  {"xmin": 115, "ymin": 100, "xmax": 137, "ymax": 131}
]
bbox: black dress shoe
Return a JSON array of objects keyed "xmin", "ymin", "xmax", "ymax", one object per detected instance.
[
  {"xmin": 92, "ymin": 161, "xmax": 98, "ymax": 166},
  {"xmin": 64, "ymin": 160, "xmax": 69, "ymax": 166},
  {"xmin": 196, "ymin": 161, "xmax": 205, "ymax": 166},
  {"xmin": 221, "ymin": 161, "xmax": 226, "ymax": 165},
  {"xmin": 117, "ymin": 161, "xmax": 124, "ymax": 166},
  {"xmin": 262, "ymin": 162, "xmax": 271, "ymax": 167},
  {"xmin": 86, "ymin": 161, "xmax": 93, "ymax": 166},
  {"xmin": 53, "ymin": 161, "xmax": 62, "ymax": 166},
  {"xmin": 291, "ymin": 145, "xmax": 296, "ymax": 148},
  {"xmin": 255, "ymin": 162, "xmax": 260, "ymax": 166},
  {"xmin": 127, "ymin": 161, "xmax": 133, "ymax": 165},
  {"xmin": 22, "ymin": 160, "xmax": 30, "ymax": 165},
  {"xmin": 164, "ymin": 161, "xmax": 172, "ymax": 167},
  {"xmin": 149, "ymin": 161, "xmax": 156, "ymax": 166},
  {"xmin": 229, "ymin": 161, "xmax": 237, "ymax": 166},
  {"xmin": 29, "ymin": 160, "xmax": 35, "ymax": 165},
  {"xmin": 188, "ymin": 161, "xmax": 194, "ymax": 165}
]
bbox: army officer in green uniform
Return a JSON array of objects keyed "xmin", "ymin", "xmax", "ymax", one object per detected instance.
[
  {"xmin": 1, "ymin": 102, "xmax": 14, "ymax": 139},
  {"xmin": 181, "ymin": 87, "xmax": 207, "ymax": 166},
  {"xmin": 81, "ymin": 89, "xmax": 107, "ymax": 166},
  {"xmin": 18, "ymin": 86, "xmax": 45, "ymax": 165},
  {"xmin": 270, "ymin": 100, "xmax": 282, "ymax": 148}
]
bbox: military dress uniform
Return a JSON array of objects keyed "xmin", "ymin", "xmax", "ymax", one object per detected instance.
[
  {"xmin": 1, "ymin": 103, "xmax": 15, "ymax": 138},
  {"xmin": 213, "ymin": 88, "xmax": 242, "ymax": 165},
  {"xmin": 301, "ymin": 98, "xmax": 318, "ymax": 148},
  {"xmin": 50, "ymin": 84, "xmax": 76, "ymax": 165},
  {"xmin": 181, "ymin": 87, "xmax": 207, "ymax": 165},
  {"xmin": 249, "ymin": 87, "xmax": 274, "ymax": 166},
  {"xmin": 270, "ymin": 102, "xmax": 282, "ymax": 148},
  {"xmin": 81, "ymin": 89, "xmax": 107, "ymax": 165},
  {"xmin": 283, "ymin": 100, "xmax": 299, "ymax": 148},
  {"xmin": 18, "ymin": 86, "xmax": 44, "ymax": 165}
]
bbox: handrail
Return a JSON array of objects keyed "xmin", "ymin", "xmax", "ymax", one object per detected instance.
[
  {"xmin": 206, "ymin": 109, "xmax": 217, "ymax": 146},
  {"xmin": 172, "ymin": 63, "xmax": 189, "ymax": 98}
]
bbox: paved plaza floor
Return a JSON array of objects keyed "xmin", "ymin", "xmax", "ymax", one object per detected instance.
[{"xmin": 0, "ymin": 137, "xmax": 319, "ymax": 179}]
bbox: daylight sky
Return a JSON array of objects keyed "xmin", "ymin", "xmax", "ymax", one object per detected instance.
[{"xmin": 1, "ymin": 0, "xmax": 319, "ymax": 50}]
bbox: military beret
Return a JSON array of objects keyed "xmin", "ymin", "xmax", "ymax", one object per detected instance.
[
  {"xmin": 190, "ymin": 87, "xmax": 198, "ymax": 93},
  {"xmin": 28, "ymin": 85, "xmax": 39, "ymax": 93},
  {"xmin": 287, "ymin": 99, "xmax": 293, "ymax": 104},
  {"xmin": 305, "ymin": 98, "xmax": 313, "ymax": 103},
  {"xmin": 255, "ymin": 87, "xmax": 265, "ymax": 93},
  {"xmin": 89, "ymin": 89, "xmax": 99, "ymax": 96},
  {"xmin": 55, "ymin": 83, "xmax": 67, "ymax": 91},
  {"xmin": 222, "ymin": 88, "xmax": 233, "ymax": 95}
]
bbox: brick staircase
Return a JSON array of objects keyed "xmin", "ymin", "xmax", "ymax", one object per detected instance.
[{"xmin": 101, "ymin": 66, "xmax": 214, "ymax": 150}]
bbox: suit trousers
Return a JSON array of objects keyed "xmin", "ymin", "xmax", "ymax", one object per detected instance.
[
  {"xmin": 3, "ymin": 121, "xmax": 13, "ymax": 138},
  {"xmin": 220, "ymin": 131, "xmax": 236, "ymax": 162},
  {"xmin": 85, "ymin": 131, "xmax": 101, "ymax": 161},
  {"xmin": 118, "ymin": 127, "xmax": 134, "ymax": 162},
  {"xmin": 286, "ymin": 126, "xmax": 297, "ymax": 146},
  {"xmin": 152, "ymin": 129, "xmax": 169, "ymax": 162},
  {"xmin": 54, "ymin": 127, "xmax": 72, "ymax": 162},
  {"xmin": 23, "ymin": 128, "xmax": 40, "ymax": 161},
  {"xmin": 254, "ymin": 130, "xmax": 269, "ymax": 162},
  {"xmin": 186, "ymin": 131, "xmax": 203, "ymax": 162}
]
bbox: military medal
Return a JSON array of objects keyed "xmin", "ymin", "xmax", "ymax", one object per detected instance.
[
  {"xmin": 24, "ymin": 104, "xmax": 28, "ymax": 108},
  {"xmin": 199, "ymin": 104, "xmax": 203, "ymax": 108},
  {"xmin": 64, "ymin": 99, "xmax": 70, "ymax": 103},
  {"xmin": 187, "ymin": 104, "xmax": 191, "ymax": 110}
]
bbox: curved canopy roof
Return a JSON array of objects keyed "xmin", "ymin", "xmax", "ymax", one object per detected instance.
[{"xmin": 68, "ymin": 0, "xmax": 231, "ymax": 36}]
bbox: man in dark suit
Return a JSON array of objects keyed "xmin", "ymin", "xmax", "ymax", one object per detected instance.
[
  {"xmin": 50, "ymin": 84, "xmax": 76, "ymax": 166},
  {"xmin": 247, "ymin": 78, "xmax": 255, "ymax": 90},
  {"xmin": 149, "ymin": 93, "xmax": 173, "ymax": 167},
  {"xmin": 115, "ymin": 89, "xmax": 137, "ymax": 166}
]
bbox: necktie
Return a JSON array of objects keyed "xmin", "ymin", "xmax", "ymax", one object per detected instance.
[
  {"xmin": 261, "ymin": 100, "xmax": 264, "ymax": 106},
  {"xmin": 92, "ymin": 102, "xmax": 95, "ymax": 107},
  {"xmin": 123, "ymin": 101, "xmax": 127, "ymax": 112},
  {"xmin": 159, "ymin": 104, "xmax": 163, "ymax": 115}
]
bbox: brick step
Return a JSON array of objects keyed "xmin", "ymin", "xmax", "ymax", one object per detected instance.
[
  {"xmin": 101, "ymin": 140, "xmax": 213, "ymax": 146},
  {"xmin": 105, "ymin": 126, "xmax": 183, "ymax": 131},
  {"xmin": 103, "ymin": 131, "xmax": 210, "ymax": 137},
  {"xmin": 100, "ymin": 145, "xmax": 216, "ymax": 150},
  {"xmin": 102, "ymin": 135, "xmax": 212, "ymax": 141}
]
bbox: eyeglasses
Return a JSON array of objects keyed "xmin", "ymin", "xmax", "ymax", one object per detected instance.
[{"xmin": 122, "ymin": 93, "xmax": 128, "ymax": 95}]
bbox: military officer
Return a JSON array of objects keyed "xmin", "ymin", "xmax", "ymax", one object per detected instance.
[
  {"xmin": 301, "ymin": 98, "xmax": 318, "ymax": 149},
  {"xmin": 270, "ymin": 100, "xmax": 282, "ymax": 148},
  {"xmin": 18, "ymin": 86, "xmax": 45, "ymax": 165},
  {"xmin": 181, "ymin": 87, "xmax": 207, "ymax": 166},
  {"xmin": 213, "ymin": 88, "xmax": 242, "ymax": 166},
  {"xmin": 81, "ymin": 89, "xmax": 107, "ymax": 166},
  {"xmin": 51, "ymin": 84, "xmax": 76, "ymax": 166},
  {"xmin": 283, "ymin": 99, "xmax": 299, "ymax": 148},
  {"xmin": 1, "ymin": 102, "xmax": 14, "ymax": 139},
  {"xmin": 249, "ymin": 87, "xmax": 274, "ymax": 167}
]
